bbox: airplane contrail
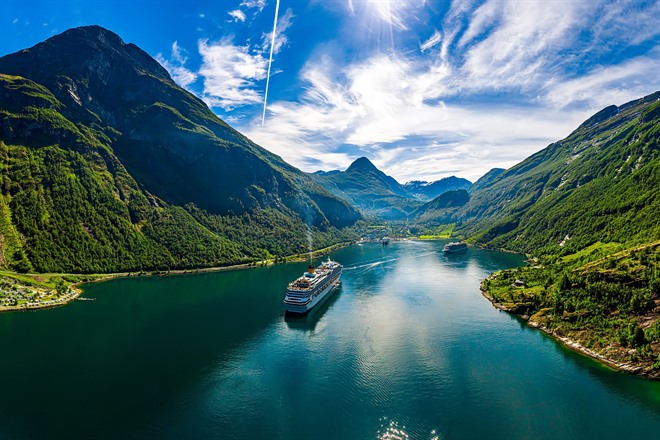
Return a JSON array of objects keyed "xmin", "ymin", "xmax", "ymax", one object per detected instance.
[{"xmin": 261, "ymin": 0, "xmax": 280, "ymax": 127}]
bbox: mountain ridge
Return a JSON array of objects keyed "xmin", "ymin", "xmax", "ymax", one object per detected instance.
[
  {"xmin": 310, "ymin": 156, "xmax": 421, "ymax": 220},
  {"xmin": 0, "ymin": 25, "xmax": 360, "ymax": 273},
  {"xmin": 457, "ymin": 91, "xmax": 660, "ymax": 255}
]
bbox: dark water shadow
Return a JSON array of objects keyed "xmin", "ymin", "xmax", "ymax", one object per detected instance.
[
  {"xmin": 284, "ymin": 288, "xmax": 342, "ymax": 332},
  {"xmin": 506, "ymin": 313, "xmax": 660, "ymax": 417}
]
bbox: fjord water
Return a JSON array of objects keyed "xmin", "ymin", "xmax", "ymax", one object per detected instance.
[{"xmin": 1, "ymin": 242, "xmax": 659, "ymax": 439}]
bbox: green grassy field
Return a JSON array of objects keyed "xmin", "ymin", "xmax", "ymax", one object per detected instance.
[{"xmin": 419, "ymin": 224, "xmax": 455, "ymax": 239}]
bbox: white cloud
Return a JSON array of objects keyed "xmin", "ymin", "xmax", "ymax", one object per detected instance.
[
  {"xmin": 170, "ymin": 41, "xmax": 187, "ymax": 64},
  {"xmin": 198, "ymin": 37, "xmax": 267, "ymax": 109},
  {"xmin": 458, "ymin": 0, "xmax": 589, "ymax": 93},
  {"xmin": 194, "ymin": 4, "xmax": 294, "ymax": 113},
  {"xmin": 368, "ymin": 0, "xmax": 409, "ymax": 31},
  {"xmin": 545, "ymin": 53, "xmax": 660, "ymax": 110},
  {"xmin": 589, "ymin": 0, "xmax": 660, "ymax": 47},
  {"xmin": 239, "ymin": 53, "xmax": 592, "ymax": 182},
  {"xmin": 156, "ymin": 41, "xmax": 198, "ymax": 89},
  {"xmin": 261, "ymin": 8, "xmax": 294, "ymax": 54},
  {"xmin": 240, "ymin": 0, "xmax": 266, "ymax": 12},
  {"xmin": 456, "ymin": 0, "xmax": 500, "ymax": 49},
  {"xmin": 225, "ymin": 0, "xmax": 660, "ymax": 182},
  {"xmin": 228, "ymin": 9, "xmax": 246, "ymax": 22},
  {"xmin": 420, "ymin": 29, "xmax": 442, "ymax": 52}
]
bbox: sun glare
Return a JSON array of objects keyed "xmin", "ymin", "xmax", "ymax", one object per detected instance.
[
  {"xmin": 347, "ymin": 0, "xmax": 420, "ymax": 52},
  {"xmin": 348, "ymin": 0, "xmax": 416, "ymax": 31},
  {"xmin": 366, "ymin": 0, "xmax": 411, "ymax": 30}
]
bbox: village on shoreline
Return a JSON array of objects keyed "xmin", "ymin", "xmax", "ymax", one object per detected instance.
[{"xmin": 0, "ymin": 240, "xmax": 362, "ymax": 313}]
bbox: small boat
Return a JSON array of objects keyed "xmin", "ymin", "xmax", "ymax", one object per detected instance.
[
  {"xmin": 382, "ymin": 236, "xmax": 390, "ymax": 245},
  {"xmin": 443, "ymin": 241, "xmax": 468, "ymax": 253}
]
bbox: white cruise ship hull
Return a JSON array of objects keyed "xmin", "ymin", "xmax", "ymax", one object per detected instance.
[
  {"xmin": 443, "ymin": 242, "xmax": 468, "ymax": 253},
  {"xmin": 284, "ymin": 271, "xmax": 341, "ymax": 315}
]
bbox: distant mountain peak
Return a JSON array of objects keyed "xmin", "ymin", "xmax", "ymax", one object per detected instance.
[
  {"xmin": 403, "ymin": 176, "xmax": 472, "ymax": 201},
  {"xmin": 346, "ymin": 156, "xmax": 378, "ymax": 173},
  {"xmin": 9, "ymin": 24, "xmax": 172, "ymax": 88},
  {"xmin": 405, "ymin": 180, "xmax": 428, "ymax": 186},
  {"xmin": 60, "ymin": 25, "xmax": 125, "ymax": 45}
]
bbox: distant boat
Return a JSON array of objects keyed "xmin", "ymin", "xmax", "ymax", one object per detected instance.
[
  {"xmin": 443, "ymin": 241, "xmax": 468, "ymax": 253},
  {"xmin": 283, "ymin": 259, "xmax": 342, "ymax": 315},
  {"xmin": 382, "ymin": 236, "xmax": 390, "ymax": 245}
]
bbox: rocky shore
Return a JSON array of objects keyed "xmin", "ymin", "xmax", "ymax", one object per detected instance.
[{"xmin": 480, "ymin": 287, "xmax": 660, "ymax": 380}]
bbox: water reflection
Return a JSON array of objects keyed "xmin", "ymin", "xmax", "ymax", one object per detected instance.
[
  {"xmin": 284, "ymin": 289, "xmax": 342, "ymax": 332},
  {"xmin": 504, "ymin": 310, "xmax": 660, "ymax": 418},
  {"xmin": 3, "ymin": 241, "xmax": 660, "ymax": 439}
]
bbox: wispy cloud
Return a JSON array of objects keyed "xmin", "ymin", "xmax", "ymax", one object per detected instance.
[
  {"xmin": 545, "ymin": 52, "xmax": 660, "ymax": 110},
  {"xmin": 241, "ymin": 51, "xmax": 594, "ymax": 181},
  {"xmin": 589, "ymin": 0, "xmax": 660, "ymax": 47},
  {"xmin": 156, "ymin": 41, "xmax": 198, "ymax": 89},
  {"xmin": 195, "ymin": 3, "xmax": 295, "ymax": 113},
  {"xmin": 456, "ymin": 0, "xmax": 589, "ymax": 93},
  {"xmin": 240, "ymin": 0, "xmax": 266, "ymax": 11},
  {"xmin": 228, "ymin": 9, "xmax": 246, "ymax": 22},
  {"xmin": 219, "ymin": 0, "xmax": 659, "ymax": 182},
  {"xmin": 198, "ymin": 37, "xmax": 267, "ymax": 109},
  {"xmin": 366, "ymin": 0, "xmax": 410, "ymax": 31},
  {"xmin": 420, "ymin": 29, "xmax": 442, "ymax": 52},
  {"xmin": 261, "ymin": 8, "xmax": 294, "ymax": 54}
]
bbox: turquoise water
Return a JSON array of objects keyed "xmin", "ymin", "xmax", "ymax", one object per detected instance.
[{"xmin": 1, "ymin": 241, "xmax": 659, "ymax": 439}]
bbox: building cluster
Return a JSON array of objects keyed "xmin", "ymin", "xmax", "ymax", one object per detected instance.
[{"xmin": 0, "ymin": 278, "xmax": 73, "ymax": 310}]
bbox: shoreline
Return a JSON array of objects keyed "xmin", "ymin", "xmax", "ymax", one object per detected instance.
[
  {"xmin": 0, "ymin": 286, "xmax": 83, "ymax": 313},
  {"xmin": 480, "ymin": 287, "xmax": 660, "ymax": 380},
  {"xmin": 0, "ymin": 241, "xmax": 353, "ymax": 313}
]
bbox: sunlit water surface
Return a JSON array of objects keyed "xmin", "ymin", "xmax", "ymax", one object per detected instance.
[{"xmin": 1, "ymin": 241, "xmax": 659, "ymax": 439}]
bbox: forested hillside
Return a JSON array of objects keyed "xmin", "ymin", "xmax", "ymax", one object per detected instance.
[
  {"xmin": 410, "ymin": 190, "xmax": 470, "ymax": 224},
  {"xmin": 484, "ymin": 241, "xmax": 660, "ymax": 377},
  {"xmin": 464, "ymin": 92, "xmax": 660, "ymax": 376},
  {"xmin": 0, "ymin": 26, "xmax": 360, "ymax": 273},
  {"xmin": 458, "ymin": 92, "xmax": 660, "ymax": 255}
]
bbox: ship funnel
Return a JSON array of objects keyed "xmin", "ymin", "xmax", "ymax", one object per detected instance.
[{"xmin": 308, "ymin": 264, "xmax": 315, "ymax": 274}]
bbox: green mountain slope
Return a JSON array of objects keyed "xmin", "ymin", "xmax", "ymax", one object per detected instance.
[
  {"xmin": 463, "ymin": 93, "xmax": 660, "ymax": 376},
  {"xmin": 469, "ymin": 168, "xmax": 504, "ymax": 193},
  {"xmin": 411, "ymin": 189, "xmax": 470, "ymax": 224},
  {"xmin": 0, "ymin": 26, "xmax": 360, "ymax": 273},
  {"xmin": 311, "ymin": 157, "xmax": 422, "ymax": 220},
  {"xmin": 458, "ymin": 92, "xmax": 660, "ymax": 255}
]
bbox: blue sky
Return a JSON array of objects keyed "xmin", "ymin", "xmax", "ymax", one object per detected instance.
[{"xmin": 3, "ymin": 0, "xmax": 659, "ymax": 182}]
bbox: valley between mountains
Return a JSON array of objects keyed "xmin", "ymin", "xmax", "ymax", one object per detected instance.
[{"xmin": 1, "ymin": 26, "xmax": 659, "ymax": 377}]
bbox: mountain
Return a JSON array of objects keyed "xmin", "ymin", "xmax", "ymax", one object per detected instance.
[
  {"xmin": 311, "ymin": 157, "xmax": 422, "ymax": 220},
  {"xmin": 404, "ymin": 176, "xmax": 472, "ymax": 200},
  {"xmin": 458, "ymin": 92, "xmax": 660, "ymax": 255},
  {"xmin": 313, "ymin": 170, "xmax": 341, "ymax": 177},
  {"xmin": 411, "ymin": 189, "xmax": 470, "ymax": 223},
  {"xmin": 469, "ymin": 168, "xmax": 504, "ymax": 193},
  {"xmin": 461, "ymin": 94, "xmax": 660, "ymax": 377},
  {"xmin": 0, "ymin": 26, "xmax": 360, "ymax": 273}
]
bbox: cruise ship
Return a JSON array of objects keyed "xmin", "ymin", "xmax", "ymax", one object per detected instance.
[
  {"xmin": 443, "ymin": 241, "xmax": 468, "ymax": 253},
  {"xmin": 283, "ymin": 259, "xmax": 342, "ymax": 315}
]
